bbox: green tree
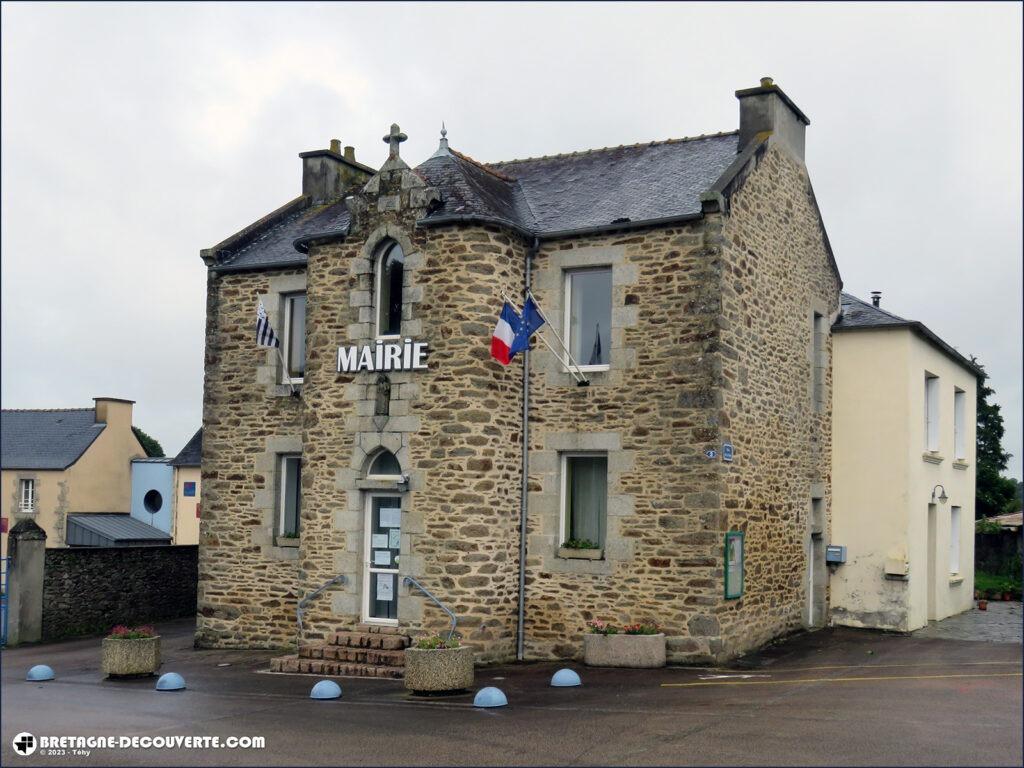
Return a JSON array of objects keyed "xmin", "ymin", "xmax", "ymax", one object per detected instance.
[
  {"xmin": 972, "ymin": 358, "xmax": 1019, "ymax": 519},
  {"xmin": 132, "ymin": 426, "xmax": 165, "ymax": 458}
]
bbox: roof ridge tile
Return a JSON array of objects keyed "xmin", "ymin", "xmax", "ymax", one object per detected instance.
[
  {"xmin": 449, "ymin": 148, "xmax": 517, "ymax": 182},
  {"xmin": 491, "ymin": 130, "xmax": 739, "ymax": 166}
]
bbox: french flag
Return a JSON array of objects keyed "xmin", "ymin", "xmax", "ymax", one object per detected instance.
[{"xmin": 490, "ymin": 302, "xmax": 519, "ymax": 365}]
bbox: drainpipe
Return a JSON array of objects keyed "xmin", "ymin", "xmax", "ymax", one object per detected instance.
[{"xmin": 516, "ymin": 236, "xmax": 540, "ymax": 661}]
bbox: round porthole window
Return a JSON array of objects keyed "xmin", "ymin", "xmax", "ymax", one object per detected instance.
[{"xmin": 143, "ymin": 489, "xmax": 163, "ymax": 513}]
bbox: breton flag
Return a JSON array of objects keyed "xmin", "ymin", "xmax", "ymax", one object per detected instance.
[
  {"xmin": 491, "ymin": 297, "xmax": 545, "ymax": 365},
  {"xmin": 256, "ymin": 300, "xmax": 280, "ymax": 348}
]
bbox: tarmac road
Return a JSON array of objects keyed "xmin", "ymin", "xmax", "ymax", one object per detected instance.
[{"xmin": 1, "ymin": 619, "xmax": 1021, "ymax": 766}]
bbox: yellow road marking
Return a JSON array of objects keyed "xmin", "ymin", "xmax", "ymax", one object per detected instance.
[{"xmin": 662, "ymin": 672, "xmax": 1023, "ymax": 687}]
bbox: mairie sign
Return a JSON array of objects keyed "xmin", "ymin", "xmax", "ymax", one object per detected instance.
[{"xmin": 337, "ymin": 339, "xmax": 429, "ymax": 373}]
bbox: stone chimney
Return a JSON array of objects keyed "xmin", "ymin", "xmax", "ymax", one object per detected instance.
[
  {"xmin": 298, "ymin": 139, "xmax": 373, "ymax": 204},
  {"xmin": 736, "ymin": 77, "xmax": 811, "ymax": 162},
  {"xmin": 94, "ymin": 397, "xmax": 134, "ymax": 425}
]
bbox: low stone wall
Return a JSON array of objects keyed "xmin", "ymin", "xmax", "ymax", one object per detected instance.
[{"xmin": 42, "ymin": 546, "xmax": 197, "ymax": 641}]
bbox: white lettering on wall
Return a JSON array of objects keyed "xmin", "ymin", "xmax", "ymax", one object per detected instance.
[{"xmin": 337, "ymin": 339, "xmax": 429, "ymax": 373}]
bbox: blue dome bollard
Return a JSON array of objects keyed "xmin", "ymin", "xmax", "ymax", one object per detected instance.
[
  {"xmin": 473, "ymin": 686, "xmax": 508, "ymax": 708},
  {"xmin": 551, "ymin": 668, "xmax": 582, "ymax": 687},
  {"xmin": 155, "ymin": 672, "xmax": 186, "ymax": 691},
  {"xmin": 310, "ymin": 680, "xmax": 342, "ymax": 700},
  {"xmin": 26, "ymin": 665, "xmax": 55, "ymax": 682}
]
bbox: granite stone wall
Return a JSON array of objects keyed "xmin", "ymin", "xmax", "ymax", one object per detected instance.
[{"xmin": 41, "ymin": 546, "xmax": 197, "ymax": 641}]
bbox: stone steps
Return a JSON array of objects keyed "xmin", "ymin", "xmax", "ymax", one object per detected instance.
[{"xmin": 270, "ymin": 624, "xmax": 411, "ymax": 679}]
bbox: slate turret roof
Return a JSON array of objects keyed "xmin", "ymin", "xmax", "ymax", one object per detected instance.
[
  {"xmin": 834, "ymin": 293, "xmax": 982, "ymax": 377},
  {"xmin": 208, "ymin": 131, "xmax": 742, "ymax": 273},
  {"xmin": 171, "ymin": 428, "xmax": 202, "ymax": 467},
  {"xmin": 1, "ymin": 408, "xmax": 106, "ymax": 470}
]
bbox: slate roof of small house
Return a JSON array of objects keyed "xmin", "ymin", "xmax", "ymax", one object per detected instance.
[
  {"xmin": 1, "ymin": 408, "xmax": 105, "ymax": 470},
  {"xmin": 65, "ymin": 513, "xmax": 171, "ymax": 546},
  {"xmin": 209, "ymin": 132, "xmax": 742, "ymax": 272},
  {"xmin": 833, "ymin": 292, "xmax": 982, "ymax": 377},
  {"xmin": 171, "ymin": 428, "xmax": 202, "ymax": 467}
]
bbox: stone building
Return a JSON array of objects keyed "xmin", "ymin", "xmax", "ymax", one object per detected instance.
[{"xmin": 197, "ymin": 78, "xmax": 841, "ymax": 667}]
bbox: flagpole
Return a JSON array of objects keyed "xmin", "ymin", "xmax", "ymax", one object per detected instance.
[
  {"xmin": 523, "ymin": 290, "xmax": 590, "ymax": 385},
  {"xmin": 500, "ymin": 292, "xmax": 587, "ymax": 385},
  {"xmin": 275, "ymin": 347, "xmax": 298, "ymax": 396}
]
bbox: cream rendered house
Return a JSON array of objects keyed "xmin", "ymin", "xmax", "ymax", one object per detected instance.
[
  {"xmin": 169, "ymin": 428, "xmax": 201, "ymax": 546},
  {"xmin": 831, "ymin": 293, "xmax": 979, "ymax": 631},
  {"xmin": 1, "ymin": 397, "xmax": 164, "ymax": 555}
]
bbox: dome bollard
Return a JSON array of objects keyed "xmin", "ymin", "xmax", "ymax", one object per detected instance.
[
  {"xmin": 26, "ymin": 665, "xmax": 55, "ymax": 682},
  {"xmin": 551, "ymin": 668, "xmax": 582, "ymax": 687},
  {"xmin": 473, "ymin": 686, "xmax": 508, "ymax": 708},
  {"xmin": 310, "ymin": 680, "xmax": 342, "ymax": 700},
  {"xmin": 155, "ymin": 672, "xmax": 186, "ymax": 691}
]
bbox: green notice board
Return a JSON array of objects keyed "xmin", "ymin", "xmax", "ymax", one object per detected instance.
[{"xmin": 724, "ymin": 531, "xmax": 744, "ymax": 599}]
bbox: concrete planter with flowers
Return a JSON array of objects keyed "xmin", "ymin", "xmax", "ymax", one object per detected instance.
[
  {"xmin": 404, "ymin": 635, "xmax": 474, "ymax": 693},
  {"xmin": 582, "ymin": 621, "xmax": 666, "ymax": 668},
  {"xmin": 102, "ymin": 626, "xmax": 162, "ymax": 678}
]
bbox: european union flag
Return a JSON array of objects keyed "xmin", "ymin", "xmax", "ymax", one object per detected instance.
[{"xmin": 509, "ymin": 297, "xmax": 545, "ymax": 356}]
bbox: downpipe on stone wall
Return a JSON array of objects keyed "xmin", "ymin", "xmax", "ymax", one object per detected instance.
[{"xmin": 516, "ymin": 237, "xmax": 540, "ymax": 661}]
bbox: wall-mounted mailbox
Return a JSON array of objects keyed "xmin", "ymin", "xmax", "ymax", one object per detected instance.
[{"xmin": 825, "ymin": 545, "xmax": 847, "ymax": 564}]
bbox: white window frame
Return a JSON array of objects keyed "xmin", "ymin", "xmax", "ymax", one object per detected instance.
[
  {"xmin": 925, "ymin": 373, "xmax": 940, "ymax": 452},
  {"xmin": 953, "ymin": 388, "xmax": 966, "ymax": 460},
  {"xmin": 281, "ymin": 292, "xmax": 306, "ymax": 385},
  {"xmin": 558, "ymin": 452, "xmax": 609, "ymax": 546},
  {"xmin": 19, "ymin": 478, "xmax": 35, "ymax": 512},
  {"xmin": 277, "ymin": 454, "xmax": 302, "ymax": 538},
  {"xmin": 366, "ymin": 450, "xmax": 403, "ymax": 482},
  {"xmin": 563, "ymin": 267, "xmax": 612, "ymax": 373},
  {"xmin": 374, "ymin": 240, "xmax": 403, "ymax": 341},
  {"xmin": 949, "ymin": 506, "xmax": 961, "ymax": 574}
]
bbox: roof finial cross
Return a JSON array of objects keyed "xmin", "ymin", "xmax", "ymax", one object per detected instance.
[{"xmin": 383, "ymin": 123, "xmax": 407, "ymax": 158}]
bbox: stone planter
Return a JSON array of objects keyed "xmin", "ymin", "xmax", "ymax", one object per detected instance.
[
  {"xmin": 102, "ymin": 636, "xmax": 162, "ymax": 678},
  {"xmin": 404, "ymin": 646, "xmax": 474, "ymax": 693},
  {"xmin": 558, "ymin": 547, "xmax": 603, "ymax": 560},
  {"xmin": 583, "ymin": 633, "xmax": 666, "ymax": 668}
]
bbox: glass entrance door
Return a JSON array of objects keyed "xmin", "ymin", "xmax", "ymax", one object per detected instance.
[{"xmin": 364, "ymin": 494, "xmax": 401, "ymax": 623}]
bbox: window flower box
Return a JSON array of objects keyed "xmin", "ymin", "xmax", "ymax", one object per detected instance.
[
  {"xmin": 404, "ymin": 640, "xmax": 474, "ymax": 693},
  {"xmin": 558, "ymin": 546, "xmax": 603, "ymax": 560},
  {"xmin": 583, "ymin": 633, "xmax": 666, "ymax": 668},
  {"xmin": 102, "ymin": 627, "xmax": 161, "ymax": 678}
]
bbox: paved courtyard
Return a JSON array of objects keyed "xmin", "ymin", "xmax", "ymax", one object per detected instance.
[
  {"xmin": 1, "ymin": 619, "xmax": 1021, "ymax": 767},
  {"xmin": 914, "ymin": 602, "xmax": 1022, "ymax": 643}
]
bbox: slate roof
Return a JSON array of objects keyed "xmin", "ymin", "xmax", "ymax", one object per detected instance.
[
  {"xmin": 207, "ymin": 132, "xmax": 742, "ymax": 272},
  {"xmin": 1, "ymin": 409, "xmax": 105, "ymax": 470},
  {"xmin": 171, "ymin": 428, "xmax": 202, "ymax": 467},
  {"xmin": 66, "ymin": 513, "xmax": 171, "ymax": 546},
  {"xmin": 834, "ymin": 293, "xmax": 982, "ymax": 377}
]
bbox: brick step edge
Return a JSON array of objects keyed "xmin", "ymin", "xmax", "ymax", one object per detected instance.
[
  {"xmin": 329, "ymin": 631, "xmax": 410, "ymax": 650},
  {"xmin": 270, "ymin": 656, "xmax": 403, "ymax": 678},
  {"xmin": 299, "ymin": 646, "xmax": 405, "ymax": 666}
]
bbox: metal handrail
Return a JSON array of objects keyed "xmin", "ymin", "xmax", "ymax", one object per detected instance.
[
  {"xmin": 296, "ymin": 575, "xmax": 346, "ymax": 634},
  {"xmin": 403, "ymin": 575, "xmax": 457, "ymax": 642}
]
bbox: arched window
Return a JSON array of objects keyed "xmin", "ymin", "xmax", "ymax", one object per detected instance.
[
  {"xmin": 367, "ymin": 450, "xmax": 402, "ymax": 479},
  {"xmin": 375, "ymin": 240, "xmax": 404, "ymax": 337}
]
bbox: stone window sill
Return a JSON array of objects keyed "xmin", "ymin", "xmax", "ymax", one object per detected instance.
[
  {"xmin": 922, "ymin": 452, "xmax": 945, "ymax": 465},
  {"xmin": 952, "ymin": 461, "xmax": 969, "ymax": 470},
  {"xmin": 557, "ymin": 547, "xmax": 604, "ymax": 561},
  {"xmin": 275, "ymin": 537, "xmax": 300, "ymax": 548},
  {"xmin": 949, "ymin": 575, "xmax": 964, "ymax": 585},
  {"xmin": 271, "ymin": 384, "xmax": 303, "ymax": 399}
]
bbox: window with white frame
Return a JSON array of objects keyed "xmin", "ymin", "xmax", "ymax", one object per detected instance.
[
  {"xmin": 19, "ymin": 478, "xmax": 35, "ymax": 512},
  {"xmin": 949, "ymin": 506, "xmax": 961, "ymax": 574},
  {"xmin": 375, "ymin": 240, "xmax": 405, "ymax": 337},
  {"xmin": 278, "ymin": 454, "xmax": 302, "ymax": 538},
  {"xmin": 954, "ymin": 388, "xmax": 966, "ymax": 460},
  {"xmin": 282, "ymin": 293, "xmax": 306, "ymax": 382},
  {"xmin": 811, "ymin": 312, "xmax": 826, "ymax": 412},
  {"xmin": 561, "ymin": 454, "xmax": 608, "ymax": 548},
  {"xmin": 367, "ymin": 450, "xmax": 402, "ymax": 480},
  {"xmin": 925, "ymin": 373, "xmax": 940, "ymax": 452},
  {"xmin": 565, "ymin": 268, "xmax": 611, "ymax": 369}
]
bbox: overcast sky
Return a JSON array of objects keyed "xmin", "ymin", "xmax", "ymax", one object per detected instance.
[{"xmin": 2, "ymin": 2, "xmax": 1021, "ymax": 476}]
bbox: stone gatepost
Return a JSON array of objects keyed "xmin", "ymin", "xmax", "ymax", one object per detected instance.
[{"xmin": 7, "ymin": 518, "xmax": 46, "ymax": 646}]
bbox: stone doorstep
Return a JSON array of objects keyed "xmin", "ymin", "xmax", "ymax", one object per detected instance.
[
  {"xmin": 330, "ymin": 631, "xmax": 410, "ymax": 650},
  {"xmin": 355, "ymin": 624, "xmax": 404, "ymax": 635},
  {"xmin": 299, "ymin": 644, "xmax": 406, "ymax": 666},
  {"xmin": 270, "ymin": 654, "xmax": 404, "ymax": 679}
]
